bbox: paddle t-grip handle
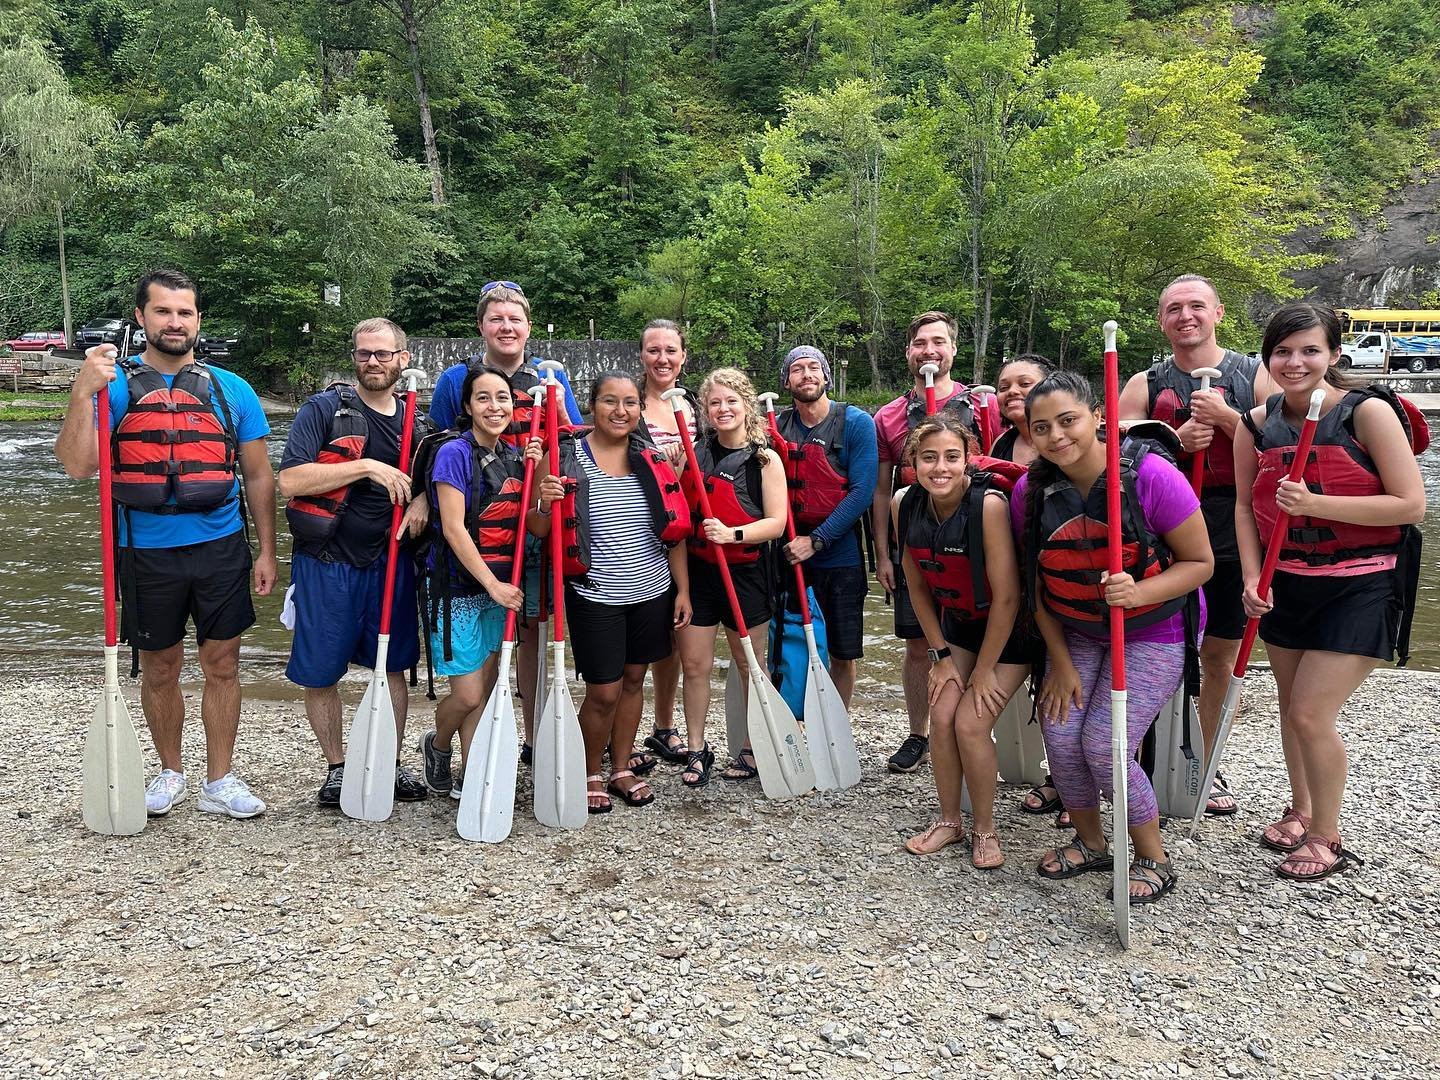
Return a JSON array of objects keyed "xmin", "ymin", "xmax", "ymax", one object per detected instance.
[
  {"xmin": 970, "ymin": 383, "xmax": 996, "ymax": 453},
  {"xmin": 662, "ymin": 387, "xmax": 753, "ymax": 639},
  {"xmin": 377, "ymin": 368, "xmax": 425, "ymax": 636},
  {"xmin": 919, "ymin": 363, "xmax": 938, "ymax": 416},
  {"xmin": 1188, "ymin": 365, "xmax": 1223, "ymax": 495},
  {"xmin": 757, "ymin": 392, "xmax": 814, "ymax": 624}
]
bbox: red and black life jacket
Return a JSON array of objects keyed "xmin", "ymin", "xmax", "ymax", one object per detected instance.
[
  {"xmin": 555, "ymin": 429, "xmax": 691, "ymax": 578},
  {"xmin": 110, "ymin": 359, "xmax": 238, "ymax": 512},
  {"xmin": 775, "ymin": 401, "xmax": 850, "ymax": 530},
  {"xmin": 1146, "ymin": 351, "xmax": 1260, "ymax": 491},
  {"xmin": 284, "ymin": 384, "xmax": 369, "ymax": 552},
  {"xmin": 464, "ymin": 357, "xmax": 564, "ymax": 448},
  {"xmin": 684, "ymin": 437, "xmax": 766, "ymax": 565},
  {"xmin": 1251, "ymin": 387, "xmax": 1416, "ymax": 569},
  {"xmin": 1028, "ymin": 427, "xmax": 1188, "ymax": 631},
  {"xmin": 416, "ymin": 431, "xmax": 526, "ymax": 590},
  {"xmin": 899, "ymin": 475, "xmax": 1003, "ymax": 621}
]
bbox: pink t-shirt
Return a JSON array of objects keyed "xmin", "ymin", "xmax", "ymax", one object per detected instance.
[
  {"xmin": 1011, "ymin": 452, "xmax": 1206, "ymax": 644},
  {"xmin": 875, "ymin": 384, "xmax": 970, "ymax": 464}
]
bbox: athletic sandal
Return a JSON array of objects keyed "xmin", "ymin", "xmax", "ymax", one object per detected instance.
[
  {"xmin": 970, "ymin": 831, "xmax": 1005, "ymax": 870},
  {"xmin": 1275, "ymin": 835, "xmax": 1363, "ymax": 883},
  {"xmin": 1205, "ymin": 771, "xmax": 1239, "ymax": 816},
  {"xmin": 1260, "ymin": 806, "xmax": 1311, "ymax": 853},
  {"xmin": 586, "ymin": 775, "xmax": 612, "ymax": 815},
  {"xmin": 1037, "ymin": 836, "xmax": 1112, "ymax": 880},
  {"xmin": 626, "ymin": 750, "xmax": 659, "ymax": 778},
  {"xmin": 607, "ymin": 770, "xmax": 656, "ymax": 808},
  {"xmin": 1055, "ymin": 809, "xmax": 1072, "ymax": 830},
  {"xmin": 721, "ymin": 748, "xmax": 759, "ymax": 782},
  {"xmin": 682, "ymin": 743, "xmax": 714, "ymax": 788},
  {"xmin": 644, "ymin": 727, "xmax": 689, "ymax": 765},
  {"xmin": 905, "ymin": 820, "xmax": 966, "ymax": 855},
  {"xmin": 1107, "ymin": 857, "xmax": 1178, "ymax": 904},
  {"xmin": 1021, "ymin": 778, "xmax": 1062, "ymax": 815}
]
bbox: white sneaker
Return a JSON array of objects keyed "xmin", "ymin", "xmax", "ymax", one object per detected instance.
[
  {"xmin": 197, "ymin": 774, "xmax": 267, "ymax": 819},
  {"xmin": 145, "ymin": 769, "xmax": 188, "ymax": 816}
]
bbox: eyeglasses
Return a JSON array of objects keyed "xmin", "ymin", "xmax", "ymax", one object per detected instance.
[
  {"xmin": 352, "ymin": 349, "xmax": 399, "ymax": 362},
  {"xmin": 481, "ymin": 280, "xmax": 524, "ymax": 295}
]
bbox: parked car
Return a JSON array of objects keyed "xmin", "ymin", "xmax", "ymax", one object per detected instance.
[
  {"xmin": 75, "ymin": 318, "xmax": 137, "ymax": 348},
  {"xmin": 4, "ymin": 331, "xmax": 67, "ymax": 351},
  {"xmin": 198, "ymin": 330, "xmax": 241, "ymax": 362}
]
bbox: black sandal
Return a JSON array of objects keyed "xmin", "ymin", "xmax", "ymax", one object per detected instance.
[
  {"xmin": 1037, "ymin": 836, "xmax": 1112, "ymax": 880},
  {"xmin": 1021, "ymin": 776, "xmax": 1062, "ymax": 815},
  {"xmin": 626, "ymin": 750, "xmax": 659, "ymax": 777},
  {"xmin": 645, "ymin": 727, "xmax": 689, "ymax": 765},
  {"xmin": 721, "ymin": 748, "xmax": 759, "ymax": 782},
  {"xmin": 682, "ymin": 743, "xmax": 714, "ymax": 788},
  {"xmin": 1108, "ymin": 857, "xmax": 1178, "ymax": 904},
  {"xmin": 1205, "ymin": 771, "xmax": 1239, "ymax": 816}
]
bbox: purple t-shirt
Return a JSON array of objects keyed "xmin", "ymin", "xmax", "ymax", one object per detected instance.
[{"xmin": 1011, "ymin": 453, "xmax": 1205, "ymax": 644}]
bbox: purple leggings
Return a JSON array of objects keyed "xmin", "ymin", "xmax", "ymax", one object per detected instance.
[{"xmin": 1042, "ymin": 629, "xmax": 1184, "ymax": 828}]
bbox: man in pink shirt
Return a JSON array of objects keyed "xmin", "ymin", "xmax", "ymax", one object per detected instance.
[{"xmin": 871, "ymin": 311, "xmax": 984, "ymax": 773}]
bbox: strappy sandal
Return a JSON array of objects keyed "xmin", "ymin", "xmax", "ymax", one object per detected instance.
[
  {"xmin": 625, "ymin": 750, "xmax": 659, "ymax": 777},
  {"xmin": 1275, "ymin": 835, "xmax": 1364, "ymax": 882},
  {"xmin": 1055, "ymin": 809, "xmax": 1072, "ymax": 830},
  {"xmin": 644, "ymin": 727, "xmax": 689, "ymax": 765},
  {"xmin": 1260, "ymin": 806, "xmax": 1311, "ymax": 853},
  {"xmin": 606, "ymin": 770, "xmax": 655, "ymax": 808},
  {"xmin": 905, "ymin": 820, "xmax": 966, "ymax": 856},
  {"xmin": 586, "ymin": 775, "xmax": 612, "ymax": 815},
  {"xmin": 970, "ymin": 831, "xmax": 1005, "ymax": 870},
  {"xmin": 721, "ymin": 748, "xmax": 759, "ymax": 782},
  {"xmin": 1107, "ymin": 857, "xmax": 1178, "ymax": 904},
  {"xmin": 681, "ymin": 743, "xmax": 714, "ymax": 788},
  {"xmin": 1037, "ymin": 836, "xmax": 1112, "ymax": 880},
  {"xmin": 1021, "ymin": 777, "xmax": 1062, "ymax": 815},
  {"xmin": 1205, "ymin": 771, "xmax": 1238, "ymax": 816}
]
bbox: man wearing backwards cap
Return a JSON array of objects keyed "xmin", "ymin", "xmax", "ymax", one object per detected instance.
[{"xmin": 771, "ymin": 346, "xmax": 878, "ymax": 706}]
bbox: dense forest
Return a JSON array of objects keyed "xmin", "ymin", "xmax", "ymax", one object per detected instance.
[{"xmin": 2, "ymin": 0, "xmax": 1438, "ymax": 390}]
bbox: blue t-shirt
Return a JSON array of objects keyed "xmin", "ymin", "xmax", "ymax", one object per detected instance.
[
  {"xmin": 791, "ymin": 403, "xmax": 879, "ymax": 570},
  {"xmin": 429, "ymin": 356, "xmax": 582, "ymax": 431},
  {"xmin": 105, "ymin": 358, "xmax": 270, "ymax": 548}
]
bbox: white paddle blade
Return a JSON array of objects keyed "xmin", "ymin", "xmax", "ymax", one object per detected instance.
[
  {"xmin": 1188, "ymin": 675, "xmax": 1244, "ymax": 837},
  {"xmin": 738, "ymin": 637, "xmax": 814, "ymax": 800},
  {"xmin": 804, "ymin": 649, "xmax": 860, "ymax": 791},
  {"xmin": 82, "ymin": 685, "xmax": 146, "ymax": 836},
  {"xmin": 341, "ymin": 665, "xmax": 398, "ymax": 823},
  {"xmin": 1151, "ymin": 690, "xmax": 1206, "ymax": 822},
  {"xmin": 533, "ymin": 649, "xmax": 586, "ymax": 829},
  {"xmin": 1111, "ymin": 687, "xmax": 1131, "ymax": 950},
  {"xmin": 534, "ymin": 617, "xmax": 550, "ymax": 719},
  {"xmin": 723, "ymin": 657, "xmax": 746, "ymax": 759},
  {"xmin": 457, "ymin": 650, "xmax": 520, "ymax": 843},
  {"xmin": 993, "ymin": 686, "xmax": 1046, "ymax": 786}
]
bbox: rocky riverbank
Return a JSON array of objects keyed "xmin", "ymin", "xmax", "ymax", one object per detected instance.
[{"xmin": 2, "ymin": 669, "xmax": 1436, "ymax": 1079}]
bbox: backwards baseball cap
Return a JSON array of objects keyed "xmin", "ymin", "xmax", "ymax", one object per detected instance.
[{"xmin": 782, "ymin": 345, "xmax": 832, "ymax": 390}]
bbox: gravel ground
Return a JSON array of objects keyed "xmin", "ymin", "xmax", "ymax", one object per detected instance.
[{"xmin": 1, "ymin": 665, "xmax": 1437, "ymax": 1079}]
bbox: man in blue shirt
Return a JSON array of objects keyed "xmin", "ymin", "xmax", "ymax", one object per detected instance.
[
  {"xmin": 774, "ymin": 346, "xmax": 878, "ymax": 706},
  {"xmin": 279, "ymin": 317, "xmax": 431, "ymax": 807},
  {"xmin": 428, "ymin": 281, "xmax": 581, "ymax": 758},
  {"xmin": 54, "ymin": 269, "xmax": 277, "ymax": 820}
]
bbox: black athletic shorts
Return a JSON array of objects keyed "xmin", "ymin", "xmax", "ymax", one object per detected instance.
[
  {"xmin": 565, "ymin": 586, "xmax": 674, "ymax": 685},
  {"xmin": 687, "ymin": 556, "xmax": 771, "ymax": 632},
  {"xmin": 803, "ymin": 562, "xmax": 868, "ymax": 661},
  {"xmin": 891, "ymin": 559, "xmax": 924, "ymax": 640},
  {"xmin": 1202, "ymin": 559, "xmax": 1247, "ymax": 641},
  {"xmin": 1260, "ymin": 569, "xmax": 1400, "ymax": 661},
  {"xmin": 942, "ymin": 611, "xmax": 1044, "ymax": 668},
  {"xmin": 119, "ymin": 530, "xmax": 255, "ymax": 653}
]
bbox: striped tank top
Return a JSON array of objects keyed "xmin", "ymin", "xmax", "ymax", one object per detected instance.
[{"xmin": 571, "ymin": 441, "xmax": 672, "ymax": 605}]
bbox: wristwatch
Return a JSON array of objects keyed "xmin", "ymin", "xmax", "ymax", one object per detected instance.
[
  {"xmin": 733, "ymin": 528, "xmax": 744, "ymax": 543},
  {"xmin": 927, "ymin": 646, "xmax": 952, "ymax": 664},
  {"xmin": 811, "ymin": 534, "xmax": 827, "ymax": 553}
]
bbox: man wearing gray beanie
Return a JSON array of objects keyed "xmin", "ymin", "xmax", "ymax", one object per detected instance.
[{"xmin": 770, "ymin": 346, "xmax": 878, "ymax": 707}]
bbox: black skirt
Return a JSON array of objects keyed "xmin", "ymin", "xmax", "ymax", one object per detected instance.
[{"xmin": 1259, "ymin": 568, "xmax": 1400, "ymax": 661}]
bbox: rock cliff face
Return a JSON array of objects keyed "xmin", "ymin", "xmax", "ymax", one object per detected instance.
[{"xmin": 1290, "ymin": 180, "xmax": 1440, "ymax": 306}]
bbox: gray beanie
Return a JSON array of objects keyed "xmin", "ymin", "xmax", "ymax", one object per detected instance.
[{"xmin": 782, "ymin": 345, "xmax": 832, "ymax": 390}]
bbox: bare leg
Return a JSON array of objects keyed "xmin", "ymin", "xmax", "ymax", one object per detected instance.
[
  {"xmin": 387, "ymin": 671, "xmax": 409, "ymax": 746},
  {"xmin": 903, "ymin": 638, "xmax": 929, "ymax": 737},
  {"xmin": 579, "ymin": 678, "xmax": 623, "ymax": 776},
  {"xmin": 676, "ymin": 623, "xmax": 719, "ymax": 754},
  {"xmin": 649, "ymin": 647, "xmax": 681, "ymax": 736},
  {"xmin": 1198, "ymin": 634, "xmax": 1242, "ymax": 753},
  {"xmin": 611, "ymin": 664, "xmax": 650, "ymax": 776},
  {"xmin": 829, "ymin": 657, "xmax": 857, "ymax": 709},
  {"xmin": 954, "ymin": 662, "xmax": 1032, "ymax": 838},
  {"xmin": 197, "ymin": 635, "xmax": 242, "ymax": 783},
  {"xmin": 1278, "ymin": 648, "xmax": 1376, "ymax": 841},
  {"xmin": 304, "ymin": 686, "xmax": 344, "ymax": 764},
  {"xmin": 138, "ymin": 643, "xmax": 186, "ymax": 773},
  {"xmin": 516, "ymin": 620, "xmax": 539, "ymax": 745}
]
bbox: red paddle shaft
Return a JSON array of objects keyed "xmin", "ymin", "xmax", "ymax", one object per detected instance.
[
  {"xmin": 1103, "ymin": 323, "xmax": 1126, "ymax": 691},
  {"xmin": 761, "ymin": 405, "xmax": 814, "ymax": 625},
  {"xmin": 546, "ymin": 373, "xmax": 566, "ymax": 646},
  {"xmin": 920, "ymin": 363, "xmax": 938, "ymax": 416},
  {"xmin": 668, "ymin": 393, "xmax": 753, "ymax": 640},
  {"xmin": 96, "ymin": 392, "xmax": 118, "ymax": 647},
  {"xmin": 1231, "ymin": 390, "xmax": 1326, "ymax": 678},
  {"xmin": 377, "ymin": 379, "xmax": 420, "ymax": 636},
  {"xmin": 500, "ymin": 402, "xmax": 546, "ymax": 643},
  {"xmin": 1187, "ymin": 367, "xmax": 1222, "ymax": 496}
]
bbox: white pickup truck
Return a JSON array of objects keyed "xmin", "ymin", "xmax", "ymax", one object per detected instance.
[{"xmin": 1340, "ymin": 330, "xmax": 1440, "ymax": 373}]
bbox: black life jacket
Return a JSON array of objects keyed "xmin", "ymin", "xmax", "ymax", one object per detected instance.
[
  {"xmin": 775, "ymin": 401, "xmax": 850, "ymax": 531},
  {"xmin": 110, "ymin": 359, "xmax": 238, "ymax": 513},
  {"xmin": 1145, "ymin": 350, "xmax": 1259, "ymax": 491},
  {"xmin": 684, "ymin": 437, "xmax": 766, "ymax": 565},
  {"xmin": 899, "ymin": 475, "xmax": 1001, "ymax": 621},
  {"xmin": 554, "ymin": 430, "xmax": 691, "ymax": 578},
  {"xmin": 1028, "ymin": 425, "xmax": 1188, "ymax": 631}
]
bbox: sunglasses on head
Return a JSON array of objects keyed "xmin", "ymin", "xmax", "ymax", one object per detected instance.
[{"xmin": 481, "ymin": 280, "xmax": 523, "ymax": 295}]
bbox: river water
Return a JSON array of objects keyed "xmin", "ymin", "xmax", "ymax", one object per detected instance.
[{"xmin": 2, "ymin": 418, "xmax": 1437, "ymax": 679}]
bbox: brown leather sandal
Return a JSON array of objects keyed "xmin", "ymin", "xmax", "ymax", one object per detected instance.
[{"xmin": 905, "ymin": 820, "xmax": 966, "ymax": 856}]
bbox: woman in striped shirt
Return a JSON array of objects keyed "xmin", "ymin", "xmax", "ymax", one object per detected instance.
[{"xmin": 564, "ymin": 372, "xmax": 693, "ymax": 812}]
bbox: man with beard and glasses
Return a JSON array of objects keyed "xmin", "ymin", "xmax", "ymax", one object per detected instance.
[
  {"xmin": 278, "ymin": 318, "xmax": 431, "ymax": 806},
  {"xmin": 772, "ymin": 346, "xmax": 878, "ymax": 706},
  {"xmin": 55, "ymin": 268, "xmax": 277, "ymax": 819}
]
